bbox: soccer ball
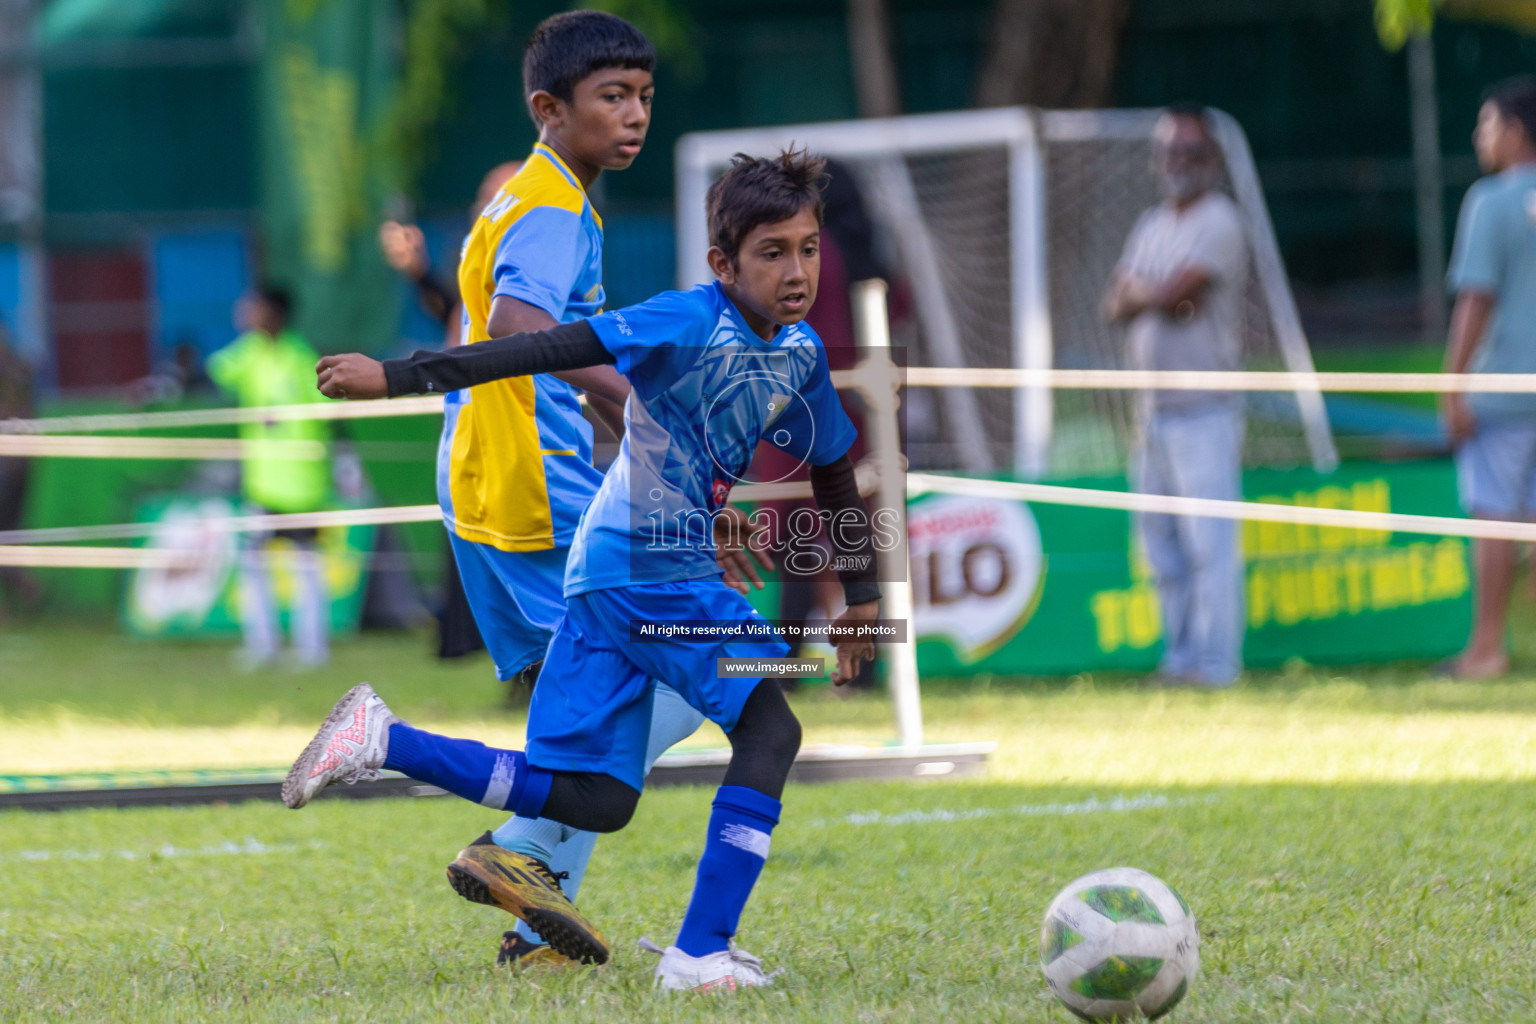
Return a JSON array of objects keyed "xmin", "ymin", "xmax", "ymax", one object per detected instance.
[{"xmin": 1039, "ymin": 867, "xmax": 1200, "ymax": 1021}]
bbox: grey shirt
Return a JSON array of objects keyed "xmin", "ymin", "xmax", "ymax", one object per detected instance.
[
  {"xmin": 1447, "ymin": 163, "xmax": 1536, "ymax": 420},
  {"xmin": 1117, "ymin": 191, "xmax": 1248, "ymax": 415}
]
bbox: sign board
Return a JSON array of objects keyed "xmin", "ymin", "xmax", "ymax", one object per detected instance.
[
  {"xmin": 908, "ymin": 459, "xmax": 1470, "ymax": 676},
  {"xmin": 123, "ymin": 495, "xmax": 375, "ymax": 638}
]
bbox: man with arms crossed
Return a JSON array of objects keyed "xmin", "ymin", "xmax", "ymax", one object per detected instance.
[{"xmin": 1105, "ymin": 104, "xmax": 1249, "ymax": 689}]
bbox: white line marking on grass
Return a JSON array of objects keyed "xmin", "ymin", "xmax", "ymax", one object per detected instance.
[
  {"xmin": 807, "ymin": 793, "xmax": 1218, "ymax": 829},
  {"xmin": 8, "ymin": 836, "xmax": 327, "ymax": 864}
]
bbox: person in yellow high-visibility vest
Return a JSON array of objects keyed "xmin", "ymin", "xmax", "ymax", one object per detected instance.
[{"xmin": 208, "ymin": 285, "xmax": 331, "ymax": 667}]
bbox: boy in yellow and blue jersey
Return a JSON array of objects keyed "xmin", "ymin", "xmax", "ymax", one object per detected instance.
[{"xmin": 345, "ymin": 11, "xmax": 706, "ymax": 966}]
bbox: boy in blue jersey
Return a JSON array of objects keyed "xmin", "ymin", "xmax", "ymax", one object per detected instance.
[
  {"xmin": 302, "ymin": 151, "xmax": 880, "ymax": 989},
  {"xmin": 283, "ymin": 11, "xmax": 714, "ymax": 970}
]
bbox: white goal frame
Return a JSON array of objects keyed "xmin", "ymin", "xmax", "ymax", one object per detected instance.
[{"xmin": 675, "ymin": 106, "xmax": 1338, "ymax": 478}]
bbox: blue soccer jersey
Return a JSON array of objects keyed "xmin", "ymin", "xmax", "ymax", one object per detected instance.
[{"xmin": 566, "ymin": 281, "xmax": 857, "ymax": 596}]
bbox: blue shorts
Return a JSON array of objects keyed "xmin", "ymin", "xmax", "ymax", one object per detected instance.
[
  {"xmin": 448, "ymin": 532, "xmax": 568, "ymax": 681},
  {"xmin": 524, "ymin": 581, "xmax": 789, "ymax": 791},
  {"xmin": 1456, "ymin": 418, "xmax": 1536, "ymax": 520}
]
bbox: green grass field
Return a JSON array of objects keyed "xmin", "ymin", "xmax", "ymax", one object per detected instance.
[{"xmin": 5, "ymin": 625, "xmax": 1536, "ymax": 1022}]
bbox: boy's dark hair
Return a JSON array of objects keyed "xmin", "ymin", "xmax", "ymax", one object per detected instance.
[
  {"xmin": 1485, "ymin": 75, "xmax": 1536, "ymax": 149},
  {"xmin": 257, "ymin": 284, "xmax": 292, "ymax": 323},
  {"xmin": 707, "ymin": 148, "xmax": 829, "ymax": 264},
  {"xmin": 522, "ymin": 11, "xmax": 654, "ymax": 123}
]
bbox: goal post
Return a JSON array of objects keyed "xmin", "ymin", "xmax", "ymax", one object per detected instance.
[
  {"xmin": 674, "ymin": 106, "xmax": 1337, "ymax": 480},
  {"xmin": 677, "ymin": 107, "xmax": 1050, "ymax": 477},
  {"xmin": 676, "ymin": 107, "xmax": 1336, "ymax": 747}
]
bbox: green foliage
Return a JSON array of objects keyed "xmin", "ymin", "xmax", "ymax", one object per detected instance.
[
  {"xmin": 389, "ymin": 0, "xmax": 501, "ymax": 200},
  {"xmin": 1374, "ymin": 0, "xmax": 1438, "ymax": 50},
  {"xmin": 585, "ymin": 0, "xmax": 700, "ymax": 79},
  {"xmin": 385, "ymin": 0, "xmax": 697, "ymax": 198}
]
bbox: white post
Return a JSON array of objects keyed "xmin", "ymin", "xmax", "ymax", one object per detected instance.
[
  {"xmin": 852, "ymin": 278, "xmax": 923, "ymax": 748},
  {"xmin": 864, "ymin": 157, "xmax": 994, "ymax": 473},
  {"xmin": 1209, "ymin": 110, "xmax": 1338, "ymax": 473},
  {"xmin": 1010, "ymin": 112, "xmax": 1053, "ymax": 479},
  {"xmin": 674, "ymin": 135, "xmax": 712, "ymax": 287}
]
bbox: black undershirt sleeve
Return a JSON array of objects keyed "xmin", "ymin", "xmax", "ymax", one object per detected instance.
[
  {"xmin": 382, "ymin": 319, "xmax": 614, "ymax": 398},
  {"xmin": 411, "ymin": 271, "xmax": 455, "ymax": 327},
  {"xmin": 808, "ymin": 453, "xmax": 882, "ymax": 607}
]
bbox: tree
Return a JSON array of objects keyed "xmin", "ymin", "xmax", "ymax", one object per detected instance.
[
  {"xmin": 388, "ymin": 0, "xmax": 695, "ymax": 200},
  {"xmin": 847, "ymin": 0, "xmax": 900, "ymax": 118},
  {"xmin": 1375, "ymin": 0, "xmax": 1437, "ymax": 49},
  {"xmin": 1373, "ymin": 0, "xmax": 1446, "ymax": 337},
  {"xmin": 975, "ymin": 0, "xmax": 1131, "ymax": 109}
]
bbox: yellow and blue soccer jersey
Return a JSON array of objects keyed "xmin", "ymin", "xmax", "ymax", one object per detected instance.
[{"xmin": 440, "ymin": 143, "xmax": 607, "ymax": 551}]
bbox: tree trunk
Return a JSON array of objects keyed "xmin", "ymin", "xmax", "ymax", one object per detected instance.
[
  {"xmin": 976, "ymin": 0, "xmax": 1131, "ymax": 109},
  {"xmin": 847, "ymin": 0, "xmax": 901, "ymax": 118},
  {"xmin": 1407, "ymin": 30, "xmax": 1446, "ymax": 340}
]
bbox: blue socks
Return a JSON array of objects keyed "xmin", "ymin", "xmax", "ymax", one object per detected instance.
[
  {"xmin": 383, "ymin": 690, "xmax": 723, "ymax": 952},
  {"xmin": 500, "ymin": 681, "xmax": 705, "ymax": 946},
  {"xmin": 383, "ymin": 722, "xmax": 551, "ymax": 817},
  {"xmin": 674, "ymin": 785, "xmax": 782, "ymax": 957}
]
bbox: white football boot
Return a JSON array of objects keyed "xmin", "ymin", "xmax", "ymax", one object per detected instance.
[
  {"xmin": 282, "ymin": 683, "xmax": 398, "ymax": 809},
  {"xmin": 639, "ymin": 937, "xmax": 779, "ymax": 992}
]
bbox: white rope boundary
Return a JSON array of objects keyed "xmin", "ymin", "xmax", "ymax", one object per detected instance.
[
  {"xmin": 0, "ymin": 362, "xmax": 1515, "ymax": 568},
  {"xmin": 0, "ymin": 364, "xmax": 1513, "ymax": 461},
  {"xmin": 0, "ymin": 436, "xmax": 332, "ymax": 459},
  {"xmin": 906, "ymin": 474, "xmax": 1525, "ymax": 540},
  {"xmin": 1, "ymin": 471, "xmax": 1523, "ymax": 569},
  {"xmin": 0, "ymin": 546, "xmax": 359, "ymax": 570},
  {"xmin": 0, "ymin": 366, "xmax": 1531, "ymax": 441},
  {"xmin": 0, "ymin": 395, "xmax": 445, "ymax": 435},
  {"xmin": 0, "ymin": 504, "xmax": 446, "ymax": 547},
  {"xmin": 894, "ymin": 367, "xmax": 1536, "ymax": 394},
  {"xmin": 0, "ymin": 464, "xmax": 883, "ymax": 561}
]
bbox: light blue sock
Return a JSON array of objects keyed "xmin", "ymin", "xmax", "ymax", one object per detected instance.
[
  {"xmin": 647, "ymin": 683, "xmax": 706, "ymax": 766},
  {"xmin": 504, "ymin": 682, "xmax": 705, "ymax": 946},
  {"xmin": 492, "ymin": 815, "xmax": 570, "ymax": 865}
]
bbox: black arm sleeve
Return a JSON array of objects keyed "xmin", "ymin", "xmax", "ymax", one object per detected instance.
[
  {"xmin": 809, "ymin": 453, "xmax": 881, "ymax": 607},
  {"xmin": 382, "ymin": 319, "xmax": 615, "ymax": 397}
]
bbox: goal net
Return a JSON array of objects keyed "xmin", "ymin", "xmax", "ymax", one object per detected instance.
[{"xmin": 674, "ymin": 107, "xmax": 1336, "ymax": 479}]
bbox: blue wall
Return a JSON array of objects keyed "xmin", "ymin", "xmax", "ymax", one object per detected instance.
[
  {"xmin": 150, "ymin": 229, "xmax": 248, "ymax": 363},
  {"xmin": 0, "ymin": 243, "xmax": 41, "ymax": 362}
]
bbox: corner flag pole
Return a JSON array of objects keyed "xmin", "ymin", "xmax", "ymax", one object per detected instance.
[{"xmin": 852, "ymin": 278, "xmax": 924, "ymax": 748}]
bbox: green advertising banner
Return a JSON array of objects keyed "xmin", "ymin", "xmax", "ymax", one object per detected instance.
[
  {"xmin": 122, "ymin": 495, "xmax": 375, "ymax": 639},
  {"xmin": 908, "ymin": 459, "xmax": 1471, "ymax": 676},
  {"xmin": 258, "ymin": 0, "xmax": 397, "ymax": 352}
]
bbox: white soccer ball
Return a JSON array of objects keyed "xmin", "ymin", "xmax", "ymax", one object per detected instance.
[{"xmin": 1039, "ymin": 867, "xmax": 1200, "ymax": 1021}]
